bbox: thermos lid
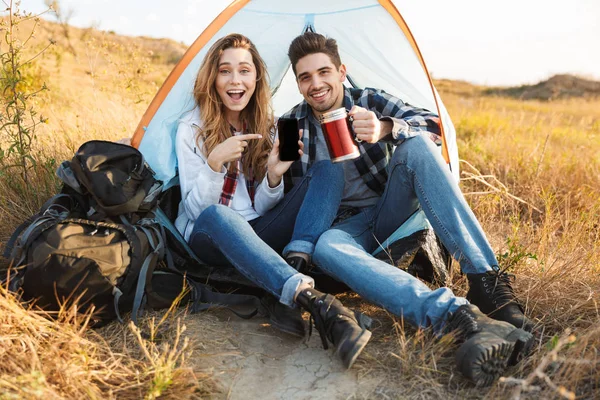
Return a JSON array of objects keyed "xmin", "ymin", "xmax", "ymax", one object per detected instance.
[{"xmin": 319, "ymin": 108, "xmax": 347, "ymax": 124}]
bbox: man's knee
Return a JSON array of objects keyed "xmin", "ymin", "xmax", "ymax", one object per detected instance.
[
  {"xmin": 393, "ymin": 134, "xmax": 443, "ymax": 167},
  {"xmin": 307, "ymin": 160, "xmax": 343, "ymax": 180},
  {"xmin": 396, "ymin": 133, "xmax": 436, "ymax": 154},
  {"xmin": 314, "ymin": 229, "xmax": 349, "ymax": 259}
]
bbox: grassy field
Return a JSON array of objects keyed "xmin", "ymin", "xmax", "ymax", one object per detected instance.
[{"xmin": 1, "ymin": 13, "xmax": 599, "ymax": 400}]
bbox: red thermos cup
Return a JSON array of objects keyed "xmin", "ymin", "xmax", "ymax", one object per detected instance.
[{"xmin": 319, "ymin": 108, "xmax": 360, "ymax": 163}]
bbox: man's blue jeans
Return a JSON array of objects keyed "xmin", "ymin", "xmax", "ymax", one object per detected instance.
[
  {"xmin": 188, "ymin": 161, "xmax": 343, "ymax": 307},
  {"xmin": 313, "ymin": 135, "xmax": 497, "ymax": 331}
]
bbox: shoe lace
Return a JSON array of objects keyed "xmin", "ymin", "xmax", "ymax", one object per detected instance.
[
  {"xmin": 489, "ymin": 266, "xmax": 523, "ymax": 311},
  {"xmin": 446, "ymin": 307, "xmax": 479, "ymax": 339},
  {"xmin": 307, "ymin": 295, "xmax": 339, "ymax": 350}
]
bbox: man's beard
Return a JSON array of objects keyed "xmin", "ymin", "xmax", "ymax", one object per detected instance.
[{"xmin": 311, "ymin": 97, "xmax": 336, "ymax": 113}]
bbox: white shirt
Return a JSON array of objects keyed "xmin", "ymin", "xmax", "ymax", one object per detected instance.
[{"xmin": 174, "ymin": 109, "xmax": 284, "ymax": 241}]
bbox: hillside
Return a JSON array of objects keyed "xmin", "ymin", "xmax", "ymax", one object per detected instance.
[
  {"xmin": 21, "ymin": 17, "xmax": 600, "ymax": 104},
  {"xmin": 433, "ymin": 74, "xmax": 600, "ymax": 101},
  {"xmin": 34, "ymin": 16, "xmax": 188, "ymax": 65},
  {"xmin": 484, "ymin": 74, "xmax": 600, "ymax": 100},
  {"xmin": 1, "ymin": 11, "xmax": 600, "ymax": 400},
  {"xmin": 0, "ymin": 16, "xmax": 190, "ymax": 161}
]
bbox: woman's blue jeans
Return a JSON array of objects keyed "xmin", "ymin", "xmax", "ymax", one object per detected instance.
[
  {"xmin": 313, "ymin": 135, "xmax": 497, "ymax": 332},
  {"xmin": 188, "ymin": 161, "xmax": 343, "ymax": 306}
]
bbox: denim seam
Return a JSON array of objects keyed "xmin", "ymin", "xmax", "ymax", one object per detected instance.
[
  {"xmin": 406, "ymin": 163, "xmax": 477, "ymax": 272},
  {"xmin": 253, "ymin": 175, "xmax": 312, "ymax": 237},
  {"xmin": 191, "ymin": 229, "xmax": 280, "ymax": 297},
  {"xmin": 317, "ymin": 254, "xmax": 414, "ymax": 324},
  {"xmin": 332, "ymin": 211, "xmax": 371, "ymax": 239},
  {"xmin": 357, "ymin": 209, "xmax": 372, "ymax": 238},
  {"xmin": 372, "ymin": 159, "xmax": 411, "ymax": 233},
  {"xmin": 283, "ymin": 239, "xmax": 315, "ymax": 257},
  {"xmin": 281, "ymin": 273, "xmax": 314, "ymax": 307}
]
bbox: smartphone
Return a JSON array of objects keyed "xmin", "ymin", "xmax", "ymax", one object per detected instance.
[{"xmin": 277, "ymin": 118, "xmax": 300, "ymax": 161}]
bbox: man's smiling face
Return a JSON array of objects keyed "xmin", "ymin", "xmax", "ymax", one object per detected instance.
[{"xmin": 295, "ymin": 52, "xmax": 346, "ymax": 117}]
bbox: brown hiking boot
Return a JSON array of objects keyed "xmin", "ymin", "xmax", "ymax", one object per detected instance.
[
  {"xmin": 295, "ymin": 287, "xmax": 371, "ymax": 369},
  {"xmin": 466, "ymin": 269, "xmax": 535, "ymax": 332},
  {"xmin": 446, "ymin": 304, "xmax": 534, "ymax": 386}
]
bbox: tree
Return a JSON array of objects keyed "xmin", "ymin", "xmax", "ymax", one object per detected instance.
[{"xmin": 44, "ymin": 0, "xmax": 77, "ymax": 56}]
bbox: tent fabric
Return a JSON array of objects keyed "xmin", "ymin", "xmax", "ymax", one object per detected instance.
[
  {"xmin": 135, "ymin": 0, "xmax": 460, "ymax": 188},
  {"xmin": 371, "ymin": 209, "xmax": 431, "ymax": 256}
]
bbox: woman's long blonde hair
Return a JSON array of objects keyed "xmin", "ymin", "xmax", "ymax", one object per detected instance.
[{"xmin": 193, "ymin": 33, "xmax": 274, "ymax": 181}]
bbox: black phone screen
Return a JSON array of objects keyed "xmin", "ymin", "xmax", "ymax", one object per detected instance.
[{"xmin": 277, "ymin": 118, "xmax": 300, "ymax": 161}]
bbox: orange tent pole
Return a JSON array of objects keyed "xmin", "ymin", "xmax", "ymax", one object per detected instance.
[
  {"xmin": 133, "ymin": 0, "xmax": 452, "ymax": 167},
  {"xmin": 131, "ymin": 0, "xmax": 250, "ymax": 148},
  {"xmin": 378, "ymin": 0, "xmax": 451, "ymax": 165}
]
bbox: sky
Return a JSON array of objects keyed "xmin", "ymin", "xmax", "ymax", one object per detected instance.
[{"xmin": 20, "ymin": 0, "xmax": 600, "ymax": 86}]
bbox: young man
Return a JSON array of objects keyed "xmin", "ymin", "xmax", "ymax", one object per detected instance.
[{"xmin": 280, "ymin": 32, "xmax": 535, "ymax": 385}]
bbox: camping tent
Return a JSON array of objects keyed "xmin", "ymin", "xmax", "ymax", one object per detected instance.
[{"xmin": 131, "ymin": 0, "xmax": 460, "ymax": 188}]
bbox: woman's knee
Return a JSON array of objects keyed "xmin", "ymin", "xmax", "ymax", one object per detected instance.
[
  {"xmin": 196, "ymin": 204, "xmax": 241, "ymax": 229},
  {"xmin": 191, "ymin": 204, "xmax": 248, "ymax": 248}
]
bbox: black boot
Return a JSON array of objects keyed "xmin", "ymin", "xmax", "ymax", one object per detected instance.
[
  {"xmin": 295, "ymin": 287, "xmax": 372, "ymax": 369},
  {"xmin": 259, "ymin": 293, "xmax": 307, "ymax": 338},
  {"xmin": 466, "ymin": 269, "xmax": 534, "ymax": 332},
  {"xmin": 445, "ymin": 304, "xmax": 534, "ymax": 386},
  {"xmin": 286, "ymin": 255, "xmax": 309, "ymax": 274}
]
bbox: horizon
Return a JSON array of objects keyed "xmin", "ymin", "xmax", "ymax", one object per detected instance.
[{"xmin": 18, "ymin": 0, "xmax": 600, "ymax": 87}]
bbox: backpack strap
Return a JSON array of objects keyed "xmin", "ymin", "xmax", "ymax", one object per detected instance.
[
  {"xmin": 3, "ymin": 194, "xmax": 73, "ymax": 260},
  {"xmin": 113, "ymin": 223, "xmax": 164, "ymax": 325},
  {"xmin": 113, "ymin": 287, "xmax": 125, "ymax": 323},
  {"xmin": 147, "ymin": 271, "xmax": 262, "ymax": 320},
  {"xmin": 188, "ymin": 279, "xmax": 261, "ymax": 319},
  {"xmin": 155, "ymin": 208, "xmax": 205, "ymax": 266},
  {"xmin": 3, "ymin": 213, "xmax": 39, "ymax": 259},
  {"xmin": 130, "ymin": 223, "xmax": 165, "ymax": 325},
  {"xmin": 129, "ymin": 250, "xmax": 155, "ymax": 325},
  {"xmin": 11, "ymin": 215, "xmax": 63, "ymax": 267}
]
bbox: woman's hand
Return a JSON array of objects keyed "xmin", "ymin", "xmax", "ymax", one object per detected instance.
[
  {"xmin": 207, "ymin": 133, "xmax": 263, "ymax": 172},
  {"xmin": 266, "ymin": 129, "xmax": 304, "ymax": 187}
]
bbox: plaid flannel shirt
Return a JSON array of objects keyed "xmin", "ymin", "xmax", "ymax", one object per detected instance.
[
  {"xmin": 219, "ymin": 124, "xmax": 256, "ymax": 206},
  {"xmin": 280, "ymin": 87, "xmax": 441, "ymax": 195}
]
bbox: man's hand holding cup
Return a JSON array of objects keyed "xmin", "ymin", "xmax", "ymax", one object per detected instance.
[{"xmin": 348, "ymin": 105, "xmax": 392, "ymax": 144}]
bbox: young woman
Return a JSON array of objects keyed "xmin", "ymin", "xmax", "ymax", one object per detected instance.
[{"xmin": 173, "ymin": 34, "xmax": 371, "ymax": 369}]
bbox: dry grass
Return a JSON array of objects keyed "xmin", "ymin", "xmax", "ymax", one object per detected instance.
[
  {"xmin": 441, "ymin": 93, "xmax": 598, "ymax": 398},
  {"xmin": 0, "ymin": 16, "xmax": 216, "ymax": 399},
  {"xmin": 0, "ymin": 283, "xmax": 216, "ymax": 399},
  {"xmin": 1, "ymin": 15, "xmax": 599, "ymax": 400}
]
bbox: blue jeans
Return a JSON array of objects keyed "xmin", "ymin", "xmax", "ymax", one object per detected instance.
[
  {"xmin": 188, "ymin": 161, "xmax": 343, "ymax": 306},
  {"xmin": 313, "ymin": 135, "xmax": 497, "ymax": 330}
]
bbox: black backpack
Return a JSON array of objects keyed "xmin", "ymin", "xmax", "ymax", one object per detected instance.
[{"xmin": 4, "ymin": 141, "xmax": 261, "ymax": 326}]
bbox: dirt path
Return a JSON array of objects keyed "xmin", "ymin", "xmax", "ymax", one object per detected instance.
[{"xmin": 184, "ymin": 309, "xmax": 384, "ymax": 399}]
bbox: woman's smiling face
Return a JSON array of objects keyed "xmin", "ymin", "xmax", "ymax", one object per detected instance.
[{"xmin": 215, "ymin": 47, "xmax": 257, "ymax": 118}]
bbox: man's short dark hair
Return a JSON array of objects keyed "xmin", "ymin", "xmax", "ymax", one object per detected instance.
[{"xmin": 288, "ymin": 32, "xmax": 342, "ymax": 76}]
